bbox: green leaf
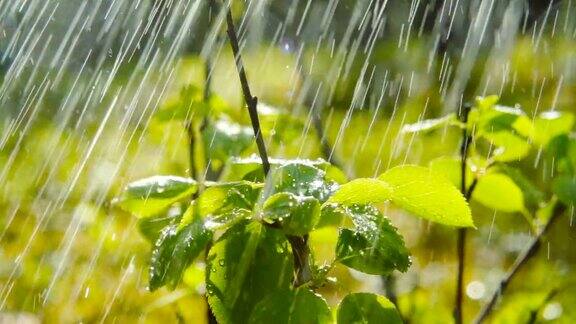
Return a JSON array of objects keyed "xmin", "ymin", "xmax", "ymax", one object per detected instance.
[
  {"xmin": 481, "ymin": 131, "xmax": 530, "ymax": 162},
  {"xmin": 263, "ymin": 192, "xmax": 321, "ymax": 235},
  {"xmin": 378, "ymin": 165, "xmax": 474, "ymax": 227},
  {"xmin": 271, "ymin": 163, "xmax": 339, "ymax": 202},
  {"xmin": 222, "ymin": 157, "xmax": 345, "ymax": 184},
  {"xmin": 249, "ymin": 288, "xmax": 332, "ymax": 324},
  {"xmin": 206, "ymin": 221, "xmax": 294, "ymax": 324},
  {"xmin": 472, "ymin": 173, "xmax": 525, "ymax": 213},
  {"xmin": 401, "ymin": 113, "xmax": 459, "ymax": 133},
  {"xmin": 203, "ymin": 119, "xmax": 254, "ymax": 164},
  {"xmin": 531, "ymin": 111, "xmax": 575, "ymax": 146},
  {"xmin": 552, "ymin": 175, "xmax": 576, "ymax": 206},
  {"xmin": 428, "ymin": 156, "xmax": 474, "ymax": 188},
  {"xmin": 495, "ymin": 165, "xmax": 545, "ymax": 208},
  {"xmin": 149, "ymin": 219, "xmax": 213, "ymax": 290},
  {"xmin": 138, "ymin": 212, "xmax": 182, "ymax": 243},
  {"xmin": 337, "ymin": 293, "xmax": 403, "ymax": 324},
  {"xmin": 115, "ymin": 176, "xmax": 197, "ymax": 218},
  {"xmin": 317, "ymin": 203, "xmax": 349, "ymax": 228},
  {"xmin": 178, "ymin": 181, "xmax": 261, "ymax": 231},
  {"xmin": 336, "ymin": 205, "xmax": 410, "ymax": 275},
  {"xmin": 328, "ymin": 178, "xmax": 392, "ymax": 206},
  {"xmin": 544, "ymin": 135, "xmax": 576, "ymax": 175}
]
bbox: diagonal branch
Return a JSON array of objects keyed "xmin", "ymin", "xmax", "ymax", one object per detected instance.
[
  {"xmin": 224, "ymin": 6, "xmax": 270, "ymax": 175},
  {"xmin": 473, "ymin": 202, "xmax": 566, "ymax": 324}
]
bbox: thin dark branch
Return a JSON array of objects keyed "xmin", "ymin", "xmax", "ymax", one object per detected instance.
[
  {"xmin": 224, "ymin": 4, "xmax": 311, "ymax": 288},
  {"xmin": 224, "ymin": 6, "xmax": 270, "ymax": 175},
  {"xmin": 473, "ymin": 203, "xmax": 566, "ymax": 324},
  {"xmin": 454, "ymin": 103, "xmax": 473, "ymax": 324}
]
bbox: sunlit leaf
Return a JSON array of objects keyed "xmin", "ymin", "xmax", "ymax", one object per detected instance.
[
  {"xmin": 328, "ymin": 178, "xmax": 392, "ymax": 205},
  {"xmin": 378, "ymin": 165, "xmax": 474, "ymax": 227},
  {"xmin": 428, "ymin": 156, "xmax": 474, "ymax": 188},
  {"xmin": 482, "ymin": 131, "xmax": 531, "ymax": 162},
  {"xmin": 531, "ymin": 111, "xmax": 574, "ymax": 146},
  {"xmin": 115, "ymin": 176, "xmax": 197, "ymax": 218},
  {"xmin": 472, "ymin": 173, "xmax": 525, "ymax": 213},
  {"xmin": 207, "ymin": 222, "xmax": 293, "ymax": 324},
  {"xmin": 337, "ymin": 293, "xmax": 403, "ymax": 324},
  {"xmin": 263, "ymin": 192, "xmax": 321, "ymax": 235},
  {"xmin": 249, "ymin": 288, "xmax": 332, "ymax": 323},
  {"xmin": 336, "ymin": 205, "xmax": 410, "ymax": 275},
  {"xmin": 149, "ymin": 219, "xmax": 213, "ymax": 291}
]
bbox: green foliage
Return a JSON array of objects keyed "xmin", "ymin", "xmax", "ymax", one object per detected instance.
[
  {"xmin": 472, "ymin": 173, "xmax": 525, "ymax": 213},
  {"xmin": 337, "ymin": 293, "xmax": 403, "ymax": 324},
  {"xmin": 116, "ymin": 89, "xmax": 576, "ymax": 322},
  {"xmin": 336, "ymin": 205, "xmax": 410, "ymax": 275},
  {"xmin": 202, "ymin": 119, "xmax": 254, "ymax": 165},
  {"xmin": 206, "ymin": 222, "xmax": 293, "ymax": 324},
  {"xmin": 263, "ymin": 192, "xmax": 321, "ymax": 235},
  {"xmin": 328, "ymin": 178, "xmax": 392, "ymax": 205},
  {"xmin": 552, "ymin": 175, "xmax": 576, "ymax": 206},
  {"xmin": 379, "ymin": 165, "xmax": 474, "ymax": 227},
  {"xmin": 249, "ymin": 288, "xmax": 332, "ymax": 323},
  {"xmin": 114, "ymin": 176, "xmax": 197, "ymax": 218},
  {"xmin": 149, "ymin": 219, "xmax": 212, "ymax": 291}
]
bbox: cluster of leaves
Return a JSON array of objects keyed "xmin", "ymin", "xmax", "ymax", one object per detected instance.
[
  {"xmin": 115, "ymin": 92, "xmax": 575, "ymax": 322},
  {"xmin": 116, "ymin": 158, "xmax": 475, "ymax": 322},
  {"xmin": 404, "ymin": 95, "xmax": 576, "ymax": 224}
]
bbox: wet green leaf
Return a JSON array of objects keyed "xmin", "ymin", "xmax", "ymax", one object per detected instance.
[
  {"xmin": 263, "ymin": 192, "xmax": 321, "ymax": 235},
  {"xmin": 221, "ymin": 157, "xmax": 346, "ymax": 184},
  {"xmin": 206, "ymin": 222, "xmax": 293, "ymax": 324},
  {"xmin": 271, "ymin": 163, "xmax": 339, "ymax": 202},
  {"xmin": 379, "ymin": 165, "xmax": 474, "ymax": 227},
  {"xmin": 138, "ymin": 212, "xmax": 182, "ymax": 243},
  {"xmin": 149, "ymin": 219, "xmax": 213, "ymax": 291},
  {"xmin": 336, "ymin": 205, "xmax": 410, "ymax": 275},
  {"xmin": 337, "ymin": 293, "xmax": 403, "ymax": 324},
  {"xmin": 115, "ymin": 176, "xmax": 197, "ymax": 218},
  {"xmin": 249, "ymin": 288, "xmax": 332, "ymax": 323},
  {"xmin": 179, "ymin": 181, "xmax": 262, "ymax": 230},
  {"xmin": 328, "ymin": 178, "xmax": 392, "ymax": 205}
]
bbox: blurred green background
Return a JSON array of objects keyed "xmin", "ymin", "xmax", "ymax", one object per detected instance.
[{"xmin": 1, "ymin": 0, "xmax": 575, "ymax": 323}]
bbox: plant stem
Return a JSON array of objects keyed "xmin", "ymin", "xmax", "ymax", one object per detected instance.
[
  {"xmin": 224, "ymin": 5, "xmax": 270, "ymax": 174},
  {"xmin": 473, "ymin": 203, "xmax": 566, "ymax": 324},
  {"xmin": 454, "ymin": 104, "xmax": 473, "ymax": 324},
  {"xmin": 223, "ymin": 3, "xmax": 311, "ymax": 288}
]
